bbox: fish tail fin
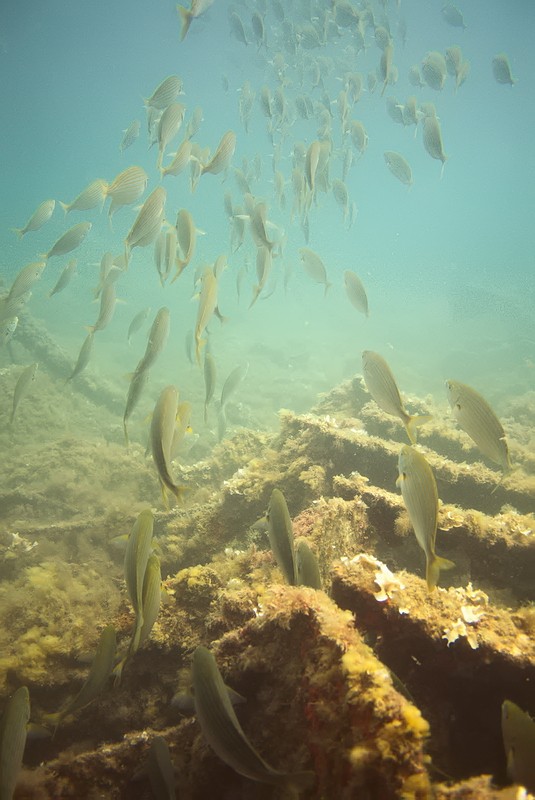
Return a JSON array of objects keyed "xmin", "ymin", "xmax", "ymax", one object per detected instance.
[
  {"xmin": 123, "ymin": 419, "xmax": 130, "ymax": 448},
  {"xmin": 11, "ymin": 227, "xmax": 24, "ymax": 239},
  {"xmin": 177, "ymin": 5, "xmax": 193, "ymax": 41},
  {"xmin": 440, "ymin": 159, "xmax": 447, "ymax": 180},
  {"xmin": 426, "ymin": 555, "xmax": 455, "ymax": 591},
  {"xmin": 324, "ymin": 280, "xmax": 332, "ymax": 297},
  {"xmin": 172, "ymin": 484, "xmax": 187, "ymax": 504},
  {"xmin": 59, "ymin": 201, "xmax": 69, "ymax": 215},
  {"xmin": 249, "ymin": 286, "xmax": 261, "ymax": 308},
  {"xmin": 405, "ymin": 414, "xmax": 432, "ymax": 444}
]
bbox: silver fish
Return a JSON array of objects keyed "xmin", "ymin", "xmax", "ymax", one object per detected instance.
[
  {"xmin": 362, "ymin": 351, "xmax": 431, "ymax": 443},
  {"xmin": 10, "ymin": 362, "xmax": 38, "ymax": 425},
  {"xmin": 120, "ymin": 119, "xmax": 141, "ymax": 152},
  {"xmin": 43, "ymin": 222, "xmax": 91, "ymax": 260},
  {"xmin": 150, "ymin": 386, "xmax": 186, "ymax": 506},
  {"xmin": 220, "ymin": 363, "xmax": 249, "ymax": 409},
  {"xmin": 445, "ymin": 379, "xmax": 512, "ymax": 471},
  {"xmin": 204, "ymin": 352, "xmax": 217, "ymax": 423},
  {"xmin": 45, "ymin": 627, "xmax": 116, "ymax": 725},
  {"xmin": 397, "ymin": 445, "xmax": 455, "ymax": 590},
  {"xmin": 67, "ymin": 332, "xmax": 94, "ymax": 383},
  {"xmin": 12, "ymin": 200, "xmax": 55, "ymax": 238},
  {"xmin": 0, "ymin": 686, "xmax": 30, "ymax": 800},
  {"xmin": 266, "ymin": 488, "xmax": 297, "ymax": 585},
  {"xmin": 501, "ymin": 700, "xmax": 535, "ymax": 791},
  {"xmin": 343, "ymin": 270, "xmax": 369, "ymax": 317},
  {"xmin": 49, "ymin": 259, "xmax": 76, "ymax": 298},
  {"xmin": 192, "ymin": 646, "xmax": 314, "ymax": 788},
  {"xmin": 127, "ymin": 307, "xmax": 151, "ymax": 345},
  {"xmin": 295, "ymin": 539, "xmax": 322, "ymax": 589}
]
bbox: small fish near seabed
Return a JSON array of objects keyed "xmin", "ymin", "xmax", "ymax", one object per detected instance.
[
  {"xmin": 445, "ymin": 379, "xmax": 512, "ymax": 473},
  {"xmin": 265, "ymin": 488, "xmax": 297, "ymax": 585},
  {"xmin": 10, "ymin": 362, "xmax": 38, "ymax": 425},
  {"xmin": 150, "ymin": 385, "xmax": 187, "ymax": 506},
  {"xmin": 362, "ymin": 351, "xmax": 431, "ymax": 443},
  {"xmin": 43, "ymin": 626, "xmax": 116, "ymax": 728},
  {"xmin": 0, "ymin": 685, "xmax": 30, "ymax": 800},
  {"xmin": 397, "ymin": 445, "xmax": 455, "ymax": 590},
  {"xmin": 501, "ymin": 700, "xmax": 535, "ymax": 792},
  {"xmin": 192, "ymin": 646, "xmax": 314, "ymax": 788}
]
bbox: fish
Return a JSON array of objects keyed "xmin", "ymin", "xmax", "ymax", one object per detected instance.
[
  {"xmin": 362, "ymin": 351, "xmax": 431, "ymax": 443},
  {"xmin": 397, "ymin": 445, "xmax": 455, "ymax": 590},
  {"xmin": 195, "ymin": 130, "xmax": 236, "ymax": 189},
  {"xmin": 250, "ymin": 246, "xmax": 272, "ymax": 308},
  {"xmin": 106, "ymin": 166, "xmax": 149, "ymax": 219},
  {"xmin": 87, "ymin": 282, "xmax": 116, "ymax": 334},
  {"xmin": 501, "ymin": 700, "xmax": 535, "ymax": 791},
  {"xmin": 203, "ymin": 352, "xmax": 216, "ymax": 423},
  {"xmin": 251, "ymin": 11, "xmax": 265, "ymax": 48},
  {"xmin": 146, "ymin": 736, "xmax": 176, "ymax": 800},
  {"xmin": 151, "ymin": 386, "xmax": 186, "ymax": 506},
  {"xmin": 123, "ymin": 367, "xmax": 150, "ymax": 446},
  {"xmin": 127, "ymin": 307, "xmax": 151, "ymax": 346},
  {"xmin": 137, "ymin": 307, "xmax": 171, "ymax": 373},
  {"xmin": 59, "ymin": 179, "xmax": 108, "ymax": 214},
  {"xmin": 42, "ymin": 222, "xmax": 91, "ymax": 260},
  {"xmin": 185, "ymin": 106, "xmax": 203, "ymax": 140},
  {"xmin": 120, "ymin": 119, "xmax": 141, "ymax": 152},
  {"xmin": 343, "ymin": 270, "xmax": 369, "ymax": 317},
  {"xmin": 422, "ymin": 115, "xmax": 448, "ymax": 175},
  {"xmin": 45, "ymin": 627, "xmax": 116, "ymax": 725},
  {"xmin": 48, "ymin": 259, "xmax": 76, "ymax": 298},
  {"xmin": 185, "ymin": 330, "xmax": 194, "ymax": 365},
  {"xmin": 124, "ymin": 509, "xmax": 154, "ymax": 653},
  {"xmin": 445, "ymin": 380, "xmax": 512, "ymax": 472},
  {"xmin": 170, "ymin": 401, "xmax": 193, "ymax": 460},
  {"xmin": 295, "ymin": 539, "xmax": 322, "ymax": 589},
  {"xmin": 154, "ymin": 227, "xmax": 177, "ymax": 286},
  {"xmin": 12, "ymin": 199, "xmax": 55, "ymax": 238},
  {"xmin": 332, "ymin": 179, "xmax": 350, "ymax": 223},
  {"xmin": 137, "ymin": 554, "xmax": 162, "ymax": 651},
  {"xmin": 422, "ymin": 51, "xmax": 447, "ymax": 91},
  {"xmin": 0, "ymin": 317, "xmax": 18, "ymax": 348},
  {"xmin": 125, "ymin": 187, "xmax": 166, "ymax": 264},
  {"xmin": 220, "ymin": 363, "xmax": 249, "ymax": 410},
  {"xmin": 299, "ymin": 248, "xmax": 331, "ymax": 295},
  {"xmin": 10, "ymin": 363, "xmax": 38, "ymax": 425},
  {"xmin": 67, "ymin": 332, "xmax": 94, "ymax": 383},
  {"xmin": 408, "ymin": 65, "xmax": 424, "ymax": 88},
  {"xmin": 192, "ymin": 646, "xmax": 314, "ymax": 788},
  {"xmin": 349, "ymin": 120, "xmax": 368, "ymax": 154},
  {"xmin": 177, "ymin": 0, "xmax": 214, "ymax": 41},
  {"xmin": 492, "ymin": 53, "xmax": 516, "ymax": 86},
  {"xmin": 161, "ymin": 139, "xmax": 192, "ymax": 179},
  {"xmin": 384, "ymin": 151, "xmax": 413, "ymax": 186},
  {"xmin": 156, "ymin": 102, "xmax": 186, "ymax": 171},
  {"xmin": 145, "ymin": 75, "xmax": 183, "ymax": 109},
  {"xmin": 0, "ymin": 686, "xmax": 30, "ymax": 800},
  {"xmin": 7, "ymin": 262, "xmax": 46, "ymax": 302},
  {"xmin": 266, "ymin": 488, "xmax": 297, "ymax": 585},
  {"xmin": 174, "ymin": 209, "xmax": 197, "ymax": 278},
  {"xmin": 441, "ymin": 4, "xmax": 467, "ymax": 30},
  {"xmin": 229, "ymin": 10, "xmax": 248, "ymax": 45},
  {"xmin": 380, "ymin": 43, "xmax": 395, "ymax": 96},
  {"xmin": 194, "ymin": 266, "xmax": 218, "ymax": 364}
]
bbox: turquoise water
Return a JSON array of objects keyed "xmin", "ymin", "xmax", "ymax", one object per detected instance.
[{"xmin": 1, "ymin": 0, "xmax": 534, "ymax": 427}]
